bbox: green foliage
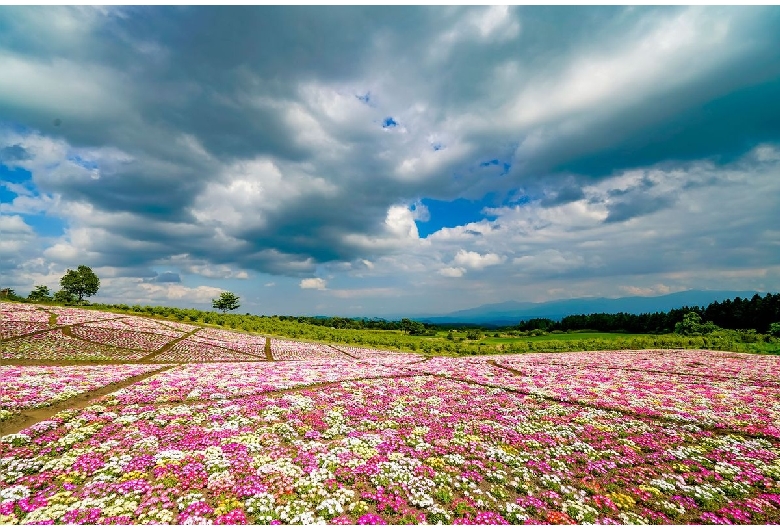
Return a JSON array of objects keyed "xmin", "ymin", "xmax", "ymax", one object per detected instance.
[
  {"xmin": 53, "ymin": 289, "xmax": 76, "ymax": 304},
  {"xmin": 465, "ymin": 330, "xmax": 482, "ymax": 340},
  {"xmin": 770, "ymin": 323, "xmax": 780, "ymax": 338},
  {"xmin": 400, "ymin": 318, "xmax": 427, "ymax": 335},
  {"xmin": 674, "ymin": 312, "xmax": 719, "ymax": 336},
  {"xmin": 212, "ymin": 291, "xmax": 241, "ymax": 313},
  {"xmin": 0, "ymin": 288, "xmax": 24, "ymax": 301},
  {"xmin": 60, "ymin": 265, "xmax": 100, "ymax": 302},
  {"xmin": 27, "ymin": 285, "xmax": 52, "ymax": 302}
]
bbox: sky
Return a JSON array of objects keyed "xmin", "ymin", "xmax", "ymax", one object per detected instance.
[{"xmin": 1, "ymin": 6, "xmax": 780, "ymax": 317}]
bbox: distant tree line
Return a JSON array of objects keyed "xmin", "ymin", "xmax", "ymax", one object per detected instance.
[
  {"xmin": 516, "ymin": 293, "xmax": 780, "ymax": 334},
  {"xmin": 273, "ymin": 315, "xmax": 437, "ymax": 335}
]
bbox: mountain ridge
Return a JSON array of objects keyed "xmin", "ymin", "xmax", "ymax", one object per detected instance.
[{"xmin": 412, "ymin": 290, "xmax": 762, "ymax": 325}]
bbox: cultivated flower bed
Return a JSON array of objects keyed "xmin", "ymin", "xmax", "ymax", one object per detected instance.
[
  {"xmin": 0, "ymin": 330, "xmax": 147, "ymax": 362},
  {"xmin": 189, "ymin": 329, "xmax": 267, "ymax": 357},
  {"xmin": 151, "ymin": 320, "xmax": 199, "ymax": 332},
  {"xmin": 271, "ymin": 339, "xmax": 350, "ymax": 361},
  {"xmin": 419, "ymin": 356, "xmax": 780, "ymax": 438},
  {"xmin": 334, "ymin": 346, "xmax": 424, "ymax": 364},
  {"xmin": 44, "ymin": 307, "xmax": 123, "ymax": 326},
  {"xmin": 81, "ymin": 319, "xmax": 184, "ymax": 338},
  {"xmin": 0, "ymin": 304, "xmax": 51, "ymax": 324},
  {"xmin": 69, "ymin": 326, "xmax": 175, "ymax": 352},
  {"xmin": 505, "ymin": 349, "xmax": 780, "ymax": 385},
  {"xmin": 0, "ymin": 322, "xmax": 51, "ymax": 341},
  {"xmin": 150, "ymin": 339, "xmax": 265, "ymax": 363},
  {"xmin": 0, "ymin": 365, "xmax": 169, "ymax": 422},
  {"xmin": 1, "ymin": 376, "xmax": 778, "ymax": 524},
  {"xmin": 97, "ymin": 361, "xmax": 414, "ymax": 406}
]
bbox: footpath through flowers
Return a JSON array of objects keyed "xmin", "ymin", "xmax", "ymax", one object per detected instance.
[{"xmin": 1, "ymin": 302, "xmax": 779, "ymax": 524}]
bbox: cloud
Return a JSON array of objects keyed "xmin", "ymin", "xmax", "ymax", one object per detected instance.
[
  {"xmin": 453, "ymin": 249, "xmax": 505, "ymax": 270},
  {"xmin": 1, "ymin": 7, "xmax": 778, "ymax": 314},
  {"xmin": 619, "ymin": 284, "xmax": 673, "ymax": 296},
  {"xmin": 151, "ymin": 271, "xmax": 181, "ymax": 283},
  {"xmin": 300, "ymin": 277, "xmax": 327, "ymax": 290},
  {"xmin": 134, "ymin": 283, "xmax": 224, "ymax": 304},
  {"xmin": 439, "ymin": 266, "xmax": 465, "ymax": 278}
]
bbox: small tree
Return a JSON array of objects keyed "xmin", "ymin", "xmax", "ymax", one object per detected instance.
[
  {"xmin": 400, "ymin": 318, "xmax": 426, "ymax": 335},
  {"xmin": 28, "ymin": 285, "xmax": 52, "ymax": 302},
  {"xmin": 675, "ymin": 311, "xmax": 718, "ymax": 336},
  {"xmin": 769, "ymin": 323, "xmax": 780, "ymax": 338},
  {"xmin": 60, "ymin": 265, "xmax": 100, "ymax": 303},
  {"xmin": 53, "ymin": 289, "xmax": 76, "ymax": 304},
  {"xmin": 0, "ymin": 288, "xmax": 23, "ymax": 301},
  {"xmin": 212, "ymin": 291, "xmax": 240, "ymax": 313}
]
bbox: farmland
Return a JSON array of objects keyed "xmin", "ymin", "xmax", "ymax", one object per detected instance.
[{"xmin": 1, "ymin": 302, "xmax": 780, "ymax": 524}]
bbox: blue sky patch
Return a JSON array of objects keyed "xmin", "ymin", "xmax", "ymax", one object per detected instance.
[
  {"xmin": 415, "ymin": 196, "xmax": 500, "ymax": 238},
  {"xmin": 382, "ymin": 117, "xmax": 397, "ymax": 128},
  {"xmin": 21, "ymin": 214, "xmax": 66, "ymax": 237}
]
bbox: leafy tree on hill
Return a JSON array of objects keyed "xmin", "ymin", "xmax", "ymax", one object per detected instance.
[
  {"xmin": 213, "ymin": 291, "xmax": 240, "ymax": 313},
  {"xmin": 769, "ymin": 323, "xmax": 780, "ymax": 338},
  {"xmin": 60, "ymin": 265, "xmax": 100, "ymax": 303},
  {"xmin": 0, "ymin": 288, "xmax": 24, "ymax": 301},
  {"xmin": 53, "ymin": 289, "xmax": 76, "ymax": 304},
  {"xmin": 27, "ymin": 285, "xmax": 52, "ymax": 302}
]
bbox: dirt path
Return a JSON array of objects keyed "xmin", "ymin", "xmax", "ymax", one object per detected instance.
[
  {"xmin": 326, "ymin": 345, "xmax": 361, "ymax": 360},
  {"xmin": 0, "ymin": 316, "xmax": 126, "ymax": 343},
  {"xmin": 0, "ymin": 365, "xmax": 175, "ymax": 436},
  {"xmin": 138, "ymin": 326, "xmax": 203, "ymax": 362}
]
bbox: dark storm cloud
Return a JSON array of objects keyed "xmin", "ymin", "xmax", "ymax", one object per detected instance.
[
  {"xmin": 540, "ymin": 184, "xmax": 586, "ymax": 207},
  {"xmin": 604, "ymin": 195, "xmax": 675, "ymax": 224}
]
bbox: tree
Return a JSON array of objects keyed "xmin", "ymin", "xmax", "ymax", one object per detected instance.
[
  {"xmin": 212, "ymin": 291, "xmax": 240, "ymax": 313},
  {"xmin": 400, "ymin": 318, "xmax": 425, "ymax": 335},
  {"xmin": 674, "ymin": 311, "xmax": 718, "ymax": 336},
  {"xmin": 28, "ymin": 285, "xmax": 52, "ymax": 302},
  {"xmin": 53, "ymin": 289, "xmax": 76, "ymax": 304},
  {"xmin": 60, "ymin": 265, "xmax": 100, "ymax": 303},
  {"xmin": 769, "ymin": 322, "xmax": 780, "ymax": 338},
  {"xmin": 0, "ymin": 288, "xmax": 23, "ymax": 301}
]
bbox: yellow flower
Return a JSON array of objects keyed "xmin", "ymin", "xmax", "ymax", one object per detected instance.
[
  {"xmin": 607, "ymin": 492, "xmax": 636, "ymax": 510},
  {"xmin": 638, "ymin": 485, "xmax": 661, "ymax": 496}
]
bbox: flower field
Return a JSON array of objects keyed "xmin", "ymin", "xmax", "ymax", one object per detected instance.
[
  {"xmin": 271, "ymin": 339, "xmax": 351, "ymax": 361},
  {"xmin": 1, "ymin": 330, "xmax": 148, "ymax": 362},
  {"xmin": 0, "ymin": 365, "xmax": 169, "ymax": 422},
  {"xmin": 1, "ymin": 302, "xmax": 780, "ymax": 524},
  {"xmin": 150, "ymin": 340, "xmax": 267, "ymax": 363},
  {"xmin": 97, "ymin": 361, "xmax": 414, "ymax": 406},
  {"xmin": 188, "ymin": 328, "xmax": 267, "ymax": 357}
]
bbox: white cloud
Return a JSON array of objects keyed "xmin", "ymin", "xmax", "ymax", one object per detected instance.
[
  {"xmin": 300, "ymin": 277, "xmax": 327, "ymax": 290},
  {"xmin": 136, "ymin": 283, "xmax": 223, "ymax": 303},
  {"xmin": 439, "ymin": 266, "xmax": 465, "ymax": 278},
  {"xmin": 453, "ymin": 249, "xmax": 505, "ymax": 270},
  {"xmin": 385, "ymin": 205, "xmax": 420, "ymax": 239}
]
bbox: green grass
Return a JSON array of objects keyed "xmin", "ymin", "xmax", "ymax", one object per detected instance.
[{"xmin": 477, "ymin": 332, "xmax": 644, "ymax": 344}]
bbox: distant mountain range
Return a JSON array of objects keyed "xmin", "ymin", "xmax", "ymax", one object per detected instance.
[{"xmin": 414, "ymin": 290, "xmax": 762, "ymax": 326}]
